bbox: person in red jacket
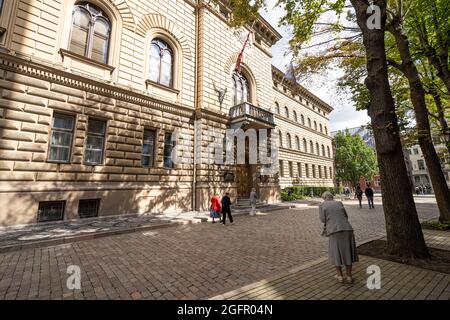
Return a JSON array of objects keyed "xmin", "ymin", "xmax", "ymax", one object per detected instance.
[{"xmin": 210, "ymin": 194, "xmax": 221, "ymax": 223}]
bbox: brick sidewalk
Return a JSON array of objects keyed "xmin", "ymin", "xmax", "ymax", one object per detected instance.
[{"xmin": 210, "ymin": 229, "xmax": 450, "ymax": 300}]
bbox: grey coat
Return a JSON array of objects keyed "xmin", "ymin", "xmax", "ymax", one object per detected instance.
[{"xmin": 319, "ymin": 200, "xmax": 353, "ymax": 236}]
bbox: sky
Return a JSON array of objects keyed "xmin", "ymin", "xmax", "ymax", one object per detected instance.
[{"xmin": 259, "ymin": 1, "xmax": 371, "ymax": 132}]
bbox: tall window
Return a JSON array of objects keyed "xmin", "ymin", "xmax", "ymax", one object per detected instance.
[
  {"xmin": 297, "ymin": 162, "xmax": 302, "ymax": 177},
  {"xmin": 69, "ymin": 2, "xmax": 111, "ymax": 64},
  {"xmin": 324, "ymin": 126, "xmax": 328, "ymax": 135},
  {"xmin": 318, "ymin": 165, "xmax": 322, "ymax": 178},
  {"xmin": 163, "ymin": 132, "xmax": 175, "ymax": 168},
  {"xmin": 316, "ymin": 142, "xmax": 320, "ymax": 155},
  {"xmin": 329, "ymin": 167, "xmax": 332, "ymax": 179},
  {"xmin": 310, "ymin": 141, "xmax": 314, "ymax": 154},
  {"xmin": 232, "ymin": 72, "xmax": 250, "ymax": 105},
  {"xmin": 312, "ymin": 164, "xmax": 316, "ymax": 178},
  {"xmin": 305, "ymin": 164, "xmax": 309, "ymax": 178},
  {"xmin": 324, "ymin": 167, "xmax": 328, "ymax": 179},
  {"xmin": 85, "ymin": 118, "xmax": 106, "ymax": 165},
  {"xmin": 279, "ymin": 160, "xmax": 284, "ymax": 177},
  {"xmin": 141, "ymin": 129, "xmax": 156, "ymax": 167},
  {"xmin": 321, "ymin": 144, "xmax": 325, "ymax": 156},
  {"xmin": 48, "ymin": 113, "xmax": 75, "ymax": 162},
  {"xmin": 149, "ymin": 38, "xmax": 173, "ymax": 87},
  {"xmin": 308, "ymin": 118, "xmax": 311, "ymax": 127},
  {"xmin": 417, "ymin": 159, "xmax": 425, "ymax": 170},
  {"xmin": 301, "ymin": 114, "xmax": 305, "ymax": 125},
  {"xmin": 278, "ymin": 130, "xmax": 283, "ymax": 147},
  {"xmin": 293, "ymin": 111, "xmax": 298, "ymax": 122},
  {"xmin": 275, "ymin": 102, "xmax": 280, "ymax": 114},
  {"xmin": 319, "ymin": 124, "xmax": 323, "ymax": 133},
  {"xmin": 327, "ymin": 146, "xmax": 331, "ymax": 158},
  {"xmin": 0, "ymin": 0, "xmax": 3, "ymax": 15},
  {"xmin": 303, "ymin": 138, "xmax": 307, "ymax": 152},
  {"xmin": 314, "ymin": 121, "xmax": 317, "ymax": 131},
  {"xmin": 284, "ymin": 106, "xmax": 289, "ymax": 118},
  {"xmin": 295, "ymin": 136, "xmax": 300, "ymax": 150},
  {"xmin": 286, "ymin": 133, "xmax": 292, "ymax": 149},
  {"xmin": 289, "ymin": 161, "xmax": 293, "ymax": 177}
]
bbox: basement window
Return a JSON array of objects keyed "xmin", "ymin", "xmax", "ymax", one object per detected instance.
[
  {"xmin": 78, "ymin": 199, "xmax": 100, "ymax": 218},
  {"xmin": 38, "ymin": 201, "xmax": 65, "ymax": 222}
]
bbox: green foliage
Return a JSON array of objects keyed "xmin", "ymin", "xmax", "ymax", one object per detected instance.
[
  {"xmin": 421, "ymin": 220, "xmax": 450, "ymax": 231},
  {"xmin": 334, "ymin": 131, "xmax": 378, "ymax": 185},
  {"xmin": 281, "ymin": 186, "xmax": 344, "ymax": 201}
]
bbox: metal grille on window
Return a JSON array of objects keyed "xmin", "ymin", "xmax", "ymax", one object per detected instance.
[
  {"xmin": 78, "ymin": 199, "xmax": 100, "ymax": 218},
  {"xmin": 163, "ymin": 132, "xmax": 175, "ymax": 168},
  {"xmin": 149, "ymin": 38, "xmax": 173, "ymax": 87},
  {"xmin": 85, "ymin": 118, "xmax": 106, "ymax": 165},
  {"xmin": 48, "ymin": 113, "xmax": 75, "ymax": 162},
  {"xmin": 142, "ymin": 129, "xmax": 156, "ymax": 167},
  {"xmin": 38, "ymin": 201, "xmax": 65, "ymax": 222},
  {"xmin": 69, "ymin": 2, "xmax": 111, "ymax": 64}
]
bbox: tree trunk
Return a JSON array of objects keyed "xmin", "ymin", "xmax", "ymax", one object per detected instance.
[
  {"xmin": 389, "ymin": 23, "xmax": 450, "ymax": 224},
  {"xmin": 350, "ymin": 0, "xmax": 429, "ymax": 258},
  {"xmin": 430, "ymin": 91, "xmax": 450, "ymax": 155}
]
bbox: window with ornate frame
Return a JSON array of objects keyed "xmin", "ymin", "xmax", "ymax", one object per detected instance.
[
  {"xmin": 69, "ymin": 2, "xmax": 111, "ymax": 64},
  {"xmin": 148, "ymin": 38, "xmax": 173, "ymax": 87},
  {"xmin": 232, "ymin": 72, "xmax": 250, "ymax": 106}
]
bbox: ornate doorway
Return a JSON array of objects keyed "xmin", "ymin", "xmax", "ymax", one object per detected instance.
[{"xmin": 236, "ymin": 164, "xmax": 251, "ymax": 197}]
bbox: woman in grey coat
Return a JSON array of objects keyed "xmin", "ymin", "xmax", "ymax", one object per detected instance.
[{"xmin": 319, "ymin": 191, "xmax": 358, "ymax": 283}]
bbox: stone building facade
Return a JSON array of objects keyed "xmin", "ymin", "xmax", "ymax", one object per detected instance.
[{"xmin": 0, "ymin": 0, "xmax": 333, "ymax": 226}]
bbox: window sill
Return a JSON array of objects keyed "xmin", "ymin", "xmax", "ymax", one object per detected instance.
[
  {"xmin": 59, "ymin": 49, "xmax": 115, "ymax": 81},
  {"xmin": 145, "ymin": 80, "xmax": 180, "ymax": 103}
]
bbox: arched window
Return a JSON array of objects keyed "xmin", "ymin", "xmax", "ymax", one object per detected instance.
[
  {"xmin": 327, "ymin": 146, "xmax": 331, "ymax": 158},
  {"xmin": 325, "ymin": 126, "xmax": 328, "ymax": 135},
  {"xmin": 321, "ymin": 144, "xmax": 325, "ymax": 156},
  {"xmin": 301, "ymin": 114, "xmax": 305, "ymax": 125},
  {"xmin": 293, "ymin": 111, "xmax": 298, "ymax": 122},
  {"xmin": 308, "ymin": 118, "xmax": 311, "ymax": 128},
  {"xmin": 295, "ymin": 136, "xmax": 300, "ymax": 150},
  {"xmin": 310, "ymin": 141, "xmax": 314, "ymax": 154},
  {"xmin": 70, "ymin": 2, "xmax": 111, "ymax": 64},
  {"xmin": 319, "ymin": 124, "xmax": 323, "ymax": 133},
  {"xmin": 149, "ymin": 38, "xmax": 173, "ymax": 87},
  {"xmin": 314, "ymin": 121, "xmax": 317, "ymax": 131},
  {"xmin": 278, "ymin": 130, "xmax": 283, "ymax": 147},
  {"xmin": 316, "ymin": 142, "xmax": 320, "ymax": 155},
  {"xmin": 275, "ymin": 102, "xmax": 280, "ymax": 114},
  {"xmin": 303, "ymin": 138, "xmax": 307, "ymax": 152},
  {"xmin": 232, "ymin": 72, "xmax": 250, "ymax": 106},
  {"xmin": 286, "ymin": 133, "xmax": 292, "ymax": 148},
  {"xmin": 284, "ymin": 106, "xmax": 289, "ymax": 118}
]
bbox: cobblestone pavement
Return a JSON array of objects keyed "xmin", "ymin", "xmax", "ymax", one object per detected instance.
[{"xmin": 0, "ymin": 198, "xmax": 441, "ymax": 299}]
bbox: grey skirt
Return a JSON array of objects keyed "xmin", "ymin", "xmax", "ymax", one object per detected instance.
[{"xmin": 328, "ymin": 231, "xmax": 358, "ymax": 266}]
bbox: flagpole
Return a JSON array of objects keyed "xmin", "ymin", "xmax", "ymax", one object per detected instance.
[{"xmin": 235, "ymin": 19, "xmax": 257, "ymax": 74}]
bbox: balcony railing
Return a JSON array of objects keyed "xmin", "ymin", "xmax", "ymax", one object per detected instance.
[{"xmin": 229, "ymin": 102, "xmax": 274, "ymax": 125}]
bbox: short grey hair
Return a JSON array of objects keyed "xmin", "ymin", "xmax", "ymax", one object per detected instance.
[{"xmin": 322, "ymin": 191, "xmax": 334, "ymax": 200}]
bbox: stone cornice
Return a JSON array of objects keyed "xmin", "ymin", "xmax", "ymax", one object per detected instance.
[
  {"xmin": 0, "ymin": 52, "xmax": 195, "ymax": 118},
  {"xmin": 272, "ymin": 65, "xmax": 334, "ymax": 113},
  {"xmin": 279, "ymin": 147, "xmax": 334, "ymax": 162}
]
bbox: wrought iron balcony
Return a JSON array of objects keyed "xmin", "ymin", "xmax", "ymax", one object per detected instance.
[{"xmin": 229, "ymin": 102, "xmax": 274, "ymax": 127}]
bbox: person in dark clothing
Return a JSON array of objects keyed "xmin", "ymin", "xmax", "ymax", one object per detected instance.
[
  {"xmin": 221, "ymin": 192, "xmax": 233, "ymax": 224},
  {"xmin": 365, "ymin": 185, "xmax": 374, "ymax": 209},
  {"xmin": 355, "ymin": 185, "xmax": 363, "ymax": 208}
]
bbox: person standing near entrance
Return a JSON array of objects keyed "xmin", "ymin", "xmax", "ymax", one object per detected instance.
[
  {"xmin": 249, "ymin": 188, "xmax": 257, "ymax": 216},
  {"xmin": 355, "ymin": 185, "xmax": 363, "ymax": 208},
  {"xmin": 221, "ymin": 192, "xmax": 233, "ymax": 224},
  {"xmin": 210, "ymin": 194, "xmax": 221, "ymax": 223},
  {"xmin": 365, "ymin": 184, "xmax": 374, "ymax": 209}
]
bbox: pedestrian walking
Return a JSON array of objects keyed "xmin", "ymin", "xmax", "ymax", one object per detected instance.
[
  {"xmin": 210, "ymin": 194, "xmax": 221, "ymax": 223},
  {"xmin": 221, "ymin": 192, "xmax": 233, "ymax": 225},
  {"xmin": 319, "ymin": 192, "xmax": 358, "ymax": 283},
  {"xmin": 365, "ymin": 184, "xmax": 374, "ymax": 209},
  {"xmin": 355, "ymin": 185, "xmax": 363, "ymax": 208},
  {"xmin": 415, "ymin": 186, "xmax": 419, "ymax": 195},
  {"xmin": 249, "ymin": 188, "xmax": 257, "ymax": 216}
]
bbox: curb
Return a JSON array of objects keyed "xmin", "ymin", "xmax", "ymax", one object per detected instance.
[{"xmin": 0, "ymin": 219, "xmax": 201, "ymax": 254}]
